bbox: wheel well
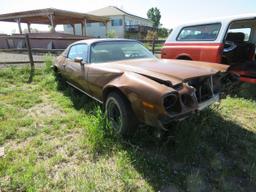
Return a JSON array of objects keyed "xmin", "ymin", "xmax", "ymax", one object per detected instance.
[
  {"xmin": 103, "ymin": 87, "xmax": 140, "ymax": 126},
  {"xmin": 221, "ymin": 57, "xmax": 229, "ymax": 64},
  {"xmin": 103, "ymin": 87, "xmax": 130, "ymax": 105},
  {"xmin": 52, "ymin": 65, "xmax": 58, "ymax": 72},
  {"xmin": 176, "ymin": 56, "xmax": 192, "ymax": 60}
]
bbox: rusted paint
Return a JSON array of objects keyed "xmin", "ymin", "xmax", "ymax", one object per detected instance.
[{"xmin": 55, "ymin": 39, "xmax": 230, "ymax": 129}]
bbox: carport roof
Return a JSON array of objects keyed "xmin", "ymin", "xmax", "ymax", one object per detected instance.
[{"xmin": 0, "ymin": 8, "xmax": 109, "ymax": 24}]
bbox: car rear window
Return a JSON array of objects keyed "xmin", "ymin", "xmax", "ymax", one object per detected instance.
[{"xmin": 177, "ymin": 23, "xmax": 221, "ymax": 41}]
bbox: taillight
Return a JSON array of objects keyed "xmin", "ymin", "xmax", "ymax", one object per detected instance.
[
  {"xmin": 161, "ymin": 47, "xmax": 167, "ymax": 59},
  {"xmin": 217, "ymin": 43, "xmax": 224, "ymax": 63},
  {"xmin": 161, "ymin": 51, "xmax": 165, "ymax": 58}
]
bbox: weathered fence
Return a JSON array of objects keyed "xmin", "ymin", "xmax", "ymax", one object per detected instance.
[
  {"xmin": 140, "ymin": 39, "xmax": 165, "ymax": 54},
  {"xmin": 0, "ymin": 34, "xmax": 42, "ymax": 67},
  {"xmin": 0, "ymin": 34, "xmax": 84, "ymax": 66},
  {"xmin": 0, "ymin": 36, "xmax": 165, "ymax": 66}
]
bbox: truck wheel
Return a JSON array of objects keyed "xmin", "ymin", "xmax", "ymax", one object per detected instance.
[
  {"xmin": 177, "ymin": 56, "xmax": 191, "ymax": 60},
  {"xmin": 105, "ymin": 92, "xmax": 136, "ymax": 137}
]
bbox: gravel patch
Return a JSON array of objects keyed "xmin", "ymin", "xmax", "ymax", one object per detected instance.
[
  {"xmin": 0, "ymin": 52, "xmax": 45, "ymax": 62},
  {"xmin": 0, "ymin": 52, "xmax": 56, "ymax": 68}
]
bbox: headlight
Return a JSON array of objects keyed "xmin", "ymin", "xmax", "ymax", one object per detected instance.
[
  {"xmin": 163, "ymin": 93, "xmax": 180, "ymax": 114},
  {"xmin": 181, "ymin": 94, "xmax": 194, "ymax": 107}
]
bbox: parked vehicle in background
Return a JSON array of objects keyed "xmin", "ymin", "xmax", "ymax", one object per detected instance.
[
  {"xmin": 161, "ymin": 14, "xmax": 256, "ymax": 84},
  {"xmin": 54, "ymin": 39, "xmax": 235, "ymax": 137}
]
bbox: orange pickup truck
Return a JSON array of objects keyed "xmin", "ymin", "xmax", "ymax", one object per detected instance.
[{"xmin": 161, "ymin": 14, "xmax": 256, "ymax": 84}]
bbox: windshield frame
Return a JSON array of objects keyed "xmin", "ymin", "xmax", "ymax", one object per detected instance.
[{"xmin": 89, "ymin": 40, "xmax": 156, "ymax": 64}]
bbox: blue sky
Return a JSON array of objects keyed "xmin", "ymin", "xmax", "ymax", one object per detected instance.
[{"xmin": 0, "ymin": 0, "xmax": 255, "ymax": 34}]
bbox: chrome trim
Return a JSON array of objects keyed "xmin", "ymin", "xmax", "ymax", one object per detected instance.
[{"xmin": 66, "ymin": 81, "xmax": 103, "ymax": 104}]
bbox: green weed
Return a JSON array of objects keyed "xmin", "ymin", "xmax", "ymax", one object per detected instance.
[{"xmin": 0, "ymin": 63, "xmax": 255, "ymax": 191}]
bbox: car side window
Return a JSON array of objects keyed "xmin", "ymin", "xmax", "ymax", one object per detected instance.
[
  {"xmin": 68, "ymin": 44, "xmax": 88, "ymax": 62},
  {"xmin": 177, "ymin": 23, "xmax": 221, "ymax": 41}
]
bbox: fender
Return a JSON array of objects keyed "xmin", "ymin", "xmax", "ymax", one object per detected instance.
[{"xmin": 103, "ymin": 72, "xmax": 176, "ymax": 122}]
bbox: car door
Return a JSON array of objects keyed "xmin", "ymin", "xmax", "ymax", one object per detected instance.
[
  {"xmin": 223, "ymin": 21, "xmax": 256, "ymax": 83},
  {"xmin": 64, "ymin": 43, "xmax": 90, "ymax": 91}
]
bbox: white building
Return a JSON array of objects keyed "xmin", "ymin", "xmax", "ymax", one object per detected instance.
[{"xmin": 64, "ymin": 6, "xmax": 153, "ymax": 39}]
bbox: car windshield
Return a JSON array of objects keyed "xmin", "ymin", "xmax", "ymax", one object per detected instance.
[{"xmin": 90, "ymin": 41, "xmax": 155, "ymax": 63}]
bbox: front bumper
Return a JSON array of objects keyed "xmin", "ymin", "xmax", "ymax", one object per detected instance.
[
  {"xmin": 197, "ymin": 94, "xmax": 219, "ymax": 111},
  {"xmin": 157, "ymin": 94, "xmax": 220, "ymax": 130}
]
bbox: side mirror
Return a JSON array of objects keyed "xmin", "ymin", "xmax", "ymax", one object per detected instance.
[{"xmin": 74, "ymin": 57, "xmax": 84, "ymax": 65}]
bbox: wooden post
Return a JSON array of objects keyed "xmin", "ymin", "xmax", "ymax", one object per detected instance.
[
  {"xmin": 16, "ymin": 18, "xmax": 22, "ymax": 34},
  {"xmin": 104, "ymin": 21, "xmax": 108, "ymax": 37},
  {"xmin": 138, "ymin": 26, "xmax": 141, "ymax": 39},
  {"xmin": 71, "ymin": 24, "xmax": 76, "ymax": 35},
  {"xmin": 25, "ymin": 34, "xmax": 34, "ymax": 69},
  {"xmin": 123, "ymin": 15, "xmax": 125, "ymax": 38},
  {"xmin": 48, "ymin": 15, "xmax": 55, "ymax": 32},
  {"xmin": 81, "ymin": 23, "xmax": 84, "ymax": 36},
  {"xmin": 152, "ymin": 38, "xmax": 155, "ymax": 54},
  {"xmin": 27, "ymin": 23, "xmax": 31, "ymax": 33},
  {"xmin": 25, "ymin": 34, "xmax": 34, "ymax": 83},
  {"xmin": 84, "ymin": 19, "xmax": 87, "ymax": 37}
]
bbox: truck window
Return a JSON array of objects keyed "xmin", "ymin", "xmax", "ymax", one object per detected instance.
[
  {"xmin": 177, "ymin": 23, "xmax": 221, "ymax": 41},
  {"xmin": 227, "ymin": 28, "xmax": 251, "ymax": 41}
]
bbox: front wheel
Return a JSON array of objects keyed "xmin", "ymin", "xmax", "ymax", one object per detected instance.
[{"xmin": 105, "ymin": 92, "xmax": 137, "ymax": 137}]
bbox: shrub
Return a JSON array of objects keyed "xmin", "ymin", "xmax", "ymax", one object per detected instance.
[
  {"xmin": 43, "ymin": 53, "xmax": 54, "ymax": 73},
  {"xmin": 106, "ymin": 30, "xmax": 117, "ymax": 38},
  {"xmin": 145, "ymin": 30, "xmax": 158, "ymax": 40}
]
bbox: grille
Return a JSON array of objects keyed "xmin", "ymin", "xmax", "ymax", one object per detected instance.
[{"xmin": 187, "ymin": 76, "xmax": 214, "ymax": 103}]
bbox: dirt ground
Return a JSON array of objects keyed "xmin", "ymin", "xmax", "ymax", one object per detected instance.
[
  {"xmin": 0, "ymin": 52, "xmax": 54, "ymax": 68},
  {"xmin": 0, "ymin": 52, "xmax": 45, "ymax": 62}
]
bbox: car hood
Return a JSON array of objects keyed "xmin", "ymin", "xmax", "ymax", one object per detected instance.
[{"xmin": 96, "ymin": 58, "xmax": 228, "ymax": 86}]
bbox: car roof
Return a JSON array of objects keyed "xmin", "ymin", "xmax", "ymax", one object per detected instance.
[
  {"xmin": 70, "ymin": 38, "xmax": 138, "ymax": 46},
  {"xmin": 173, "ymin": 13, "xmax": 256, "ymax": 28}
]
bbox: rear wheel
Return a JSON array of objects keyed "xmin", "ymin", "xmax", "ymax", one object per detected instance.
[
  {"xmin": 177, "ymin": 56, "xmax": 192, "ymax": 60},
  {"xmin": 105, "ymin": 92, "xmax": 136, "ymax": 137}
]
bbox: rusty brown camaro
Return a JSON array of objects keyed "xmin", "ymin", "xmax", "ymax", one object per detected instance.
[{"xmin": 54, "ymin": 39, "xmax": 232, "ymax": 136}]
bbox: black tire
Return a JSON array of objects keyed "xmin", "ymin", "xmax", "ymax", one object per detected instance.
[
  {"xmin": 177, "ymin": 56, "xmax": 191, "ymax": 60},
  {"xmin": 105, "ymin": 92, "xmax": 137, "ymax": 137}
]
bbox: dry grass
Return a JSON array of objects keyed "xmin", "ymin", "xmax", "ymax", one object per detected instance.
[{"xmin": 0, "ymin": 62, "xmax": 256, "ymax": 191}]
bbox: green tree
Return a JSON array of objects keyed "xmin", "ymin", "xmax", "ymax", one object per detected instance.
[
  {"xmin": 147, "ymin": 7, "xmax": 161, "ymax": 29},
  {"xmin": 158, "ymin": 27, "xmax": 169, "ymax": 38}
]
